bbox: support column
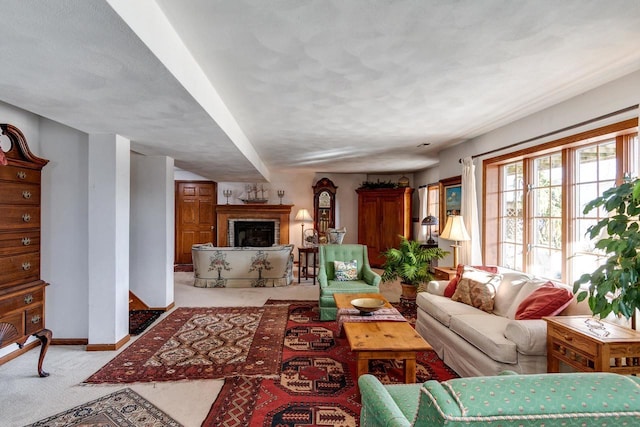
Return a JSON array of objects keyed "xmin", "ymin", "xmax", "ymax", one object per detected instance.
[
  {"xmin": 130, "ymin": 154, "xmax": 175, "ymax": 308},
  {"xmin": 87, "ymin": 134, "xmax": 130, "ymax": 349}
]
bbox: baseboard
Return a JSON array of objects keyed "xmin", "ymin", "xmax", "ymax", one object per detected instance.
[
  {"xmin": 51, "ymin": 338, "xmax": 88, "ymax": 345},
  {"xmin": 0, "ymin": 341, "xmax": 40, "ymax": 367},
  {"xmin": 86, "ymin": 334, "xmax": 130, "ymax": 352}
]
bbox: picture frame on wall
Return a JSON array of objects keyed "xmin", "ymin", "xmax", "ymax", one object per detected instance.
[{"xmin": 439, "ymin": 175, "xmax": 462, "ymax": 232}]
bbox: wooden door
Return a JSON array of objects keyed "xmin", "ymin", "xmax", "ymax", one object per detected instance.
[{"xmin": 175, "ymin": 181, "xmax": 216, "ymax": 264}]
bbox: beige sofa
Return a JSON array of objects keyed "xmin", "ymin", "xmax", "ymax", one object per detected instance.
[
  {"xmin": 192, "ymin": 244, "xmax": 294, "ymax": 288},
  {"xmin": 415, "ymin": 266, "xmax": 589, "ymax": 377}
]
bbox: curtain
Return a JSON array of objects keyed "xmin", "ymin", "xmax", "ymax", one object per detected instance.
[
  {"xmin": 461, "ymin": 157, "xmax": 483, "ymax": 265},
  {"xmin": 417, "ymin": 186, "xmax": 427, "ymax": 242}
]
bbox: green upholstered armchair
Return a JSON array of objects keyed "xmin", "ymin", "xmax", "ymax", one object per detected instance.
[{"xmin": 318, "ymin": 244, "xmax": 381, "ymax": 320}]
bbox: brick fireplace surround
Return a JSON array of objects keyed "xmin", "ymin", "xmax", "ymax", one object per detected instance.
[{"xmin": 216, "ymin": 204, "xmax": 294, "ymax": 246}]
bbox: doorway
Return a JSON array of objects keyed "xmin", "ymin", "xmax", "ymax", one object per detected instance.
[{"xmin": 174, "ymin": 181, "xmax": 217, "ymax": 265}]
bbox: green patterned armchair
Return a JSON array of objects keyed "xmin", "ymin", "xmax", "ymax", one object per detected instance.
[
  {"xmin": 318, "ymin": 244, "xmax": 381, "ymax": 320},
  {"xmin": 359, "ymin": 372, "xmax": 640, "ymax": 426}
]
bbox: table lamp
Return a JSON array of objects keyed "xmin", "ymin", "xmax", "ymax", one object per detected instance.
[
  {"xmin": 439, "ymin": 215, "xmax": 470, "ymax": 268},
  {"xmin": 295, "ymin": 208, "xmax": 313, "ymax": 245},
  {"xmin": 421, "ymin": 215, "xmax": 438, "ymax": 244}
]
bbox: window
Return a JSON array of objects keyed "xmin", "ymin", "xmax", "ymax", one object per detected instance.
[{"xmin": 485, "ymin": 119, "xmax": 638, "ymax": 285}]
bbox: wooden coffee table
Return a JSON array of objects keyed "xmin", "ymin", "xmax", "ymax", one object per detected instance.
[{"xmin": 334, "ymin": 293, "xmax": 432, "ymax": 383}]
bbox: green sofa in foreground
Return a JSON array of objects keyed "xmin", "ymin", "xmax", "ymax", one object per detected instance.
[{"xmin": 359, "ymin": 371, "xmax": 640, "ymax": 426}]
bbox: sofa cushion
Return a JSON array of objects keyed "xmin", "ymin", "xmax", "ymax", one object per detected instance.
[
  {"xmin": 417, "ymin": 292, "xmax": 482, "ymax": 327},
  {"xmin": 515, "ymin": 282, "xmax": 574, "ymax": 320},
  {"xmin": 334, "ymin": 259, "xmax": 357, "ymax": 281},
  {"xmin": 444, "ymin": 265, "xmax": 499, "ymax": 297},
  {"xmin": 505, "ymin": 278, "xmax": 549, "ymax": 319},
  {"xmin": 449, "ymin": 314, "xmax": 517, "ymax": 364},
  {"xmin": 451, "ymin": 269, "xmax": 502, "ymax": 313},
  {"xmin": 491, "ymin": 272, "xmax": 534, "ymax": 317}
]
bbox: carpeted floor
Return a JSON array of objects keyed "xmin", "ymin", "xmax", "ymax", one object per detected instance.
[
  {"xmin": 129, "ymin": 309, "xmax": 165, "ymax": 335},
  {"xmin": 85, "ymin": 305, "xmax": 289, "ymax": 384},
  {"xmin": 25, "ymin": 388, "xmax": 182, "ymax": 427},
  {"xmin": 203, "ymin": 301, "xmax": 457, "ymax": 426}
]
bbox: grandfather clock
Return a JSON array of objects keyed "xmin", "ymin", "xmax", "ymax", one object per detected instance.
[{"xmin": 312, "ymin": 178, "xmax": 337, "ymax": 243}]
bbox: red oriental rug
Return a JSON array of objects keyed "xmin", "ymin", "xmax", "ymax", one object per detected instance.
[
  {"xmin": 203, "ymin": 301, "xmax": 457, "ymax": 426},
  {"xmin": 85, "ymin": 305, "xmax": 288, "ymax": 384}
]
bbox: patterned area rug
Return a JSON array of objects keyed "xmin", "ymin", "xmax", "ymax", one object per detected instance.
[
  {"xmin": 85, "ymin": 306, "xmax": 288, "ymax": 383},
  {"xmin": 203, "ymin": 301, "xmax": 457, "ymax": 426},
  {"xmin": 129, "ymin": 309, "xmax": 164, "ymax": 335},
  {"xmin": 25, "ymin": 388, "xmax": 182, "ymax": 427}
]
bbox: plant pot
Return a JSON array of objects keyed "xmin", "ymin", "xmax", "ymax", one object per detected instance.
[{"xmin": 400, "ymin": 283, "xmax": 417, "ymax": 300}]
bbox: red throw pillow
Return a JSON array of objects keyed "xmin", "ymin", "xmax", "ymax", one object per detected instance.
[
  {"xmin": 515, "ymin": 282, "xmax": 574, "ymax": 320},
  {"xmin": 443, "ymin": 265, "xmax": 499, "ymax": 298}
]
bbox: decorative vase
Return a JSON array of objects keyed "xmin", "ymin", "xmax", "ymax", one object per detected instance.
[{"xmin": 400, "ymin": 283, "xmax": 417, "ymax": 300}]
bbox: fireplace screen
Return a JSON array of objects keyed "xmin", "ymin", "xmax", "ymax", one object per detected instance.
[{"xmin": 233, "ymin": 221, "xmax": 275, "ymax": 247}]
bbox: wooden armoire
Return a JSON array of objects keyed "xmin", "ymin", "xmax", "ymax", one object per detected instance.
[
  {"xmin": 357, "ymin": 187, "xmax": 413, "ymax": 267},
  {"xmin": 0, "ymin": 124, "xmax": 51, "ymax": 377}
]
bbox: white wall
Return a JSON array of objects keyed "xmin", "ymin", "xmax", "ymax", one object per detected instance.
[
  {"xmin": 131, "ymin": 154, "xmax": 174, "ymax": 308},
  {"xmin": 39, "ymin": 119, "xmax": 89, "ymax": 339}
]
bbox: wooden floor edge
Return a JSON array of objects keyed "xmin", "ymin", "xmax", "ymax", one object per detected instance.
[
  {"xmin": 0, "ymin": 341, "xmax": 40, "ymax": 366},
  {"xmin": 86, "ymin": 334, "xmax": 130, "ymax": 352}
]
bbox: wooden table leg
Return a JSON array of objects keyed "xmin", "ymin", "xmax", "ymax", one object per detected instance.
[
  {"xmin": 404, "ymin": 356, "xmax": 416, "ymax": 383},
  {"xmin": 357, "ymin": 354, "xmax": 369, "ymax": 378},
  {"xmin": 33, "ymin": 328, "xmax": 52, "ymax": 377}
]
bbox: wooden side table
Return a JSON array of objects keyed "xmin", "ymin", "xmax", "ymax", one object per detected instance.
[
  {"xmin": 433, "ymin": 266, "xmax": 457, "ymax": 281},
  {"xmin": 544, "ymin": 315, "xmax": 640, "ymax": 374},
  {"xmin": 298, "ymin": 246, "xmax": 318, "ymax": 285}
]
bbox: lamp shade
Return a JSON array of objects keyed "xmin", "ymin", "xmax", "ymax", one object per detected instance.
[
  {"xmin": 295, "ymin": 208, "xmax": 313, "ymax": 222},
  {"xmin": 422, "ymin": 215, "xmax": 438, "ymax": 226},
  {"xmin": 440, "ymin": 215, "xmax": 470, "ymax": 242}
]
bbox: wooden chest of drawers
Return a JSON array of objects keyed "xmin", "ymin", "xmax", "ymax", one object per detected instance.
[{"xmin": 0, "ymin": 124, "xmax": 51, "ymax": 377}]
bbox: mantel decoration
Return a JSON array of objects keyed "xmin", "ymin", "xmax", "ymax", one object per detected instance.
[
  {"xmin": 381, "ymin": 236, "xmax": 447, "ymax": 300},
  {"xmin": 574, "ymin": 176, "xmax": 640, "ymax": 322},
  {"xmin": 241, "ymin": 184, "xmax": 269, "ymax": 204}
]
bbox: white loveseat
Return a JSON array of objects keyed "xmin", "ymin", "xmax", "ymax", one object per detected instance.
[
  {"xmin": 415, "ymin": 266, "xmax": 589, "ymax": 377},
  {"xmin": 192, "ymin": 244, "xmax": 294, "ymax": 288}
]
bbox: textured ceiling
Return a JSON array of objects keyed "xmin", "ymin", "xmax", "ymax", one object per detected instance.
[{"xmin": 1, "ymin": 1, "xmax": 639, "ymax": 181}]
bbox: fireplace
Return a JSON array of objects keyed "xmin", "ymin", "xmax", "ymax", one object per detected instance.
[
  {"xmin": 231, "ymin": 220, "xmax": 277, "ymax": 247},
  {"xmin": 216, "ymin": 204, "xmax": 293, "ymax": 247}
]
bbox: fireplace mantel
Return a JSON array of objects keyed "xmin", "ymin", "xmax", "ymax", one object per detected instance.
[{"xmin": 216, "ymin": 204, "xmax": 294, "ymax": 246}]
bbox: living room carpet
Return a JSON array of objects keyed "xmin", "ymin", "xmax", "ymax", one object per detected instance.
[
  {"xmin": 129, "ymin": 309, "xmax": 164, "ymax": 335},
  {"xmin": 25, "ymin": 388, "xmax": 182, "ymax": 427},
  {"xmin": 203, "ymin": 301, "xmax": 457, "ymax": 427},
  {"xmin": 85, "ymin": 306, "xmax": 288, "ymax": 384}
]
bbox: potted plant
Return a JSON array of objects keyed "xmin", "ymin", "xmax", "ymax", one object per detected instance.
[
  {"xmin": 381, "ymin": 236, "xmax": 448, "ymax": 300},
  {"xmin": 574, "ymin": 176, "xmax": 640, "ymax": 322}
]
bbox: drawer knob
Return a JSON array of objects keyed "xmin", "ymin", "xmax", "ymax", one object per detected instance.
[
  {"xmin": 22, "ymin": 213, "xmax": 31, "ymax": 222},
  {"xmin": 24, "ymin": 294, "xmax": 33, "ymax": 304},
  {"xmin": 16, "ymin": 171, "xmax": 27, "ymax": 179},
  {"xmin": 21, "ymin": 237, "xmax": 31, "ymax": 245},
  {"xmin": 22, "ymin": 191, "xmax": 32, "ymax": 199},
  {"xmin": 30, "ymin": 315, "xmax": 41, "ymax": 324},
  {"xmin": 563, "ymin": 335, "xmax": 573, "ymax": 341},
  {"xmin": 22, "ymin": 262, "xmax": 31, "ymax": 271}
]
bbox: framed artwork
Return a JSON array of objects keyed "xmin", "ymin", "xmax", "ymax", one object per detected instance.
[{"xmin": 439, "ymin": 175, "xmax": 462, "ymax": 232}]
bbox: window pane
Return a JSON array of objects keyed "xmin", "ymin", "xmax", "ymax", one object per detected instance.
[
  {"xmin": 550, "ymin": 155, "xmax": 563, "ymax": 185},
  {"xmin": 599, "ymin": 142, "xmax": 616, "ymax": 181},
  {"xmin": 550, "ymin": 187, "xmax": 562, "ymax": 217},
  {"xmin": 550, "ymin": 219, "xmax": 562, "ymax": 249},
  {"xmin": 534, "ymin": 188, "xmax": 550, "ymax": 216},
  {"xmin": 575, "ymin": 218, "xmax": 597, "ymax": 252},
  {"xmin": 534, "ymin": 218, "xmax": 549, "ymax": 245},
  {"xmin": 534, "ymin": 157, "xmax": 550, "ymax": 186},
  {"xmin": 531, "ymin": 248, "xmax": 562, "ymax": 280},
  {"xmin": 576, "ymin": 183, "xmax": 598, "ymax": 217},
  {"xmin": 577, "ymin": 146, "xmax": 598, "ymax": 182}
]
